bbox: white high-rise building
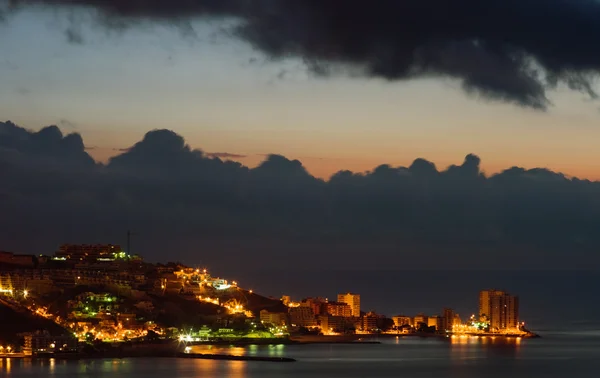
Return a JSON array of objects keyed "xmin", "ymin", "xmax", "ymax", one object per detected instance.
[{"xmin": 337, "ymin": 293, "xmax": 361, "ymax": 317}]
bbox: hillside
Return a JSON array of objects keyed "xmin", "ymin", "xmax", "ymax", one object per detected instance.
[
  {"xmin": 242, "ymin": 290, "xmax": 287, "ymax": 313},
  {"xmin": 0, "ymin": 300, "xmax": 68, "ymax": 344}
]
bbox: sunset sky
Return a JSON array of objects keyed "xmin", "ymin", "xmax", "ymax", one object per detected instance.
[{"xmin": 3, "ymin": 7, "xmax": 600, "ymax": 180}]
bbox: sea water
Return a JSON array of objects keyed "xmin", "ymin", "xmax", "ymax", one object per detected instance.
[{"xmin": 4, "ymin": 332, "xmax": 600, "ymax": 378}]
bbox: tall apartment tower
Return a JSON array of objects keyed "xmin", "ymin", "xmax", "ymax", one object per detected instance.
[
  {"xmin": 337, "ymin": 293, "xmax": 361, "ymax": 317},
  {"xmin": 479, "ymin": 289, "xmax": 519, "ymax": 330},
  {"xmin": 442, "ymin": 308, "xmax": 455, "ymax": 332}
]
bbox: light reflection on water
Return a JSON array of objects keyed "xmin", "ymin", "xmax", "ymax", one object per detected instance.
[
  {"xmin": 0, "ymin": 358, "xmax": 12, "ymax": 374},
  {"xmin": 449, "ymin": 335, "xmax": 522, "ymax": 346},
  {"xmin": 188, "ymin": 344, "xmax": 287, "ymax": 357}
]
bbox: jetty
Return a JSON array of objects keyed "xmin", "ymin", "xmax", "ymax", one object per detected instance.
[
  {"xmin": 448, "ymin": 332, "xmax": 540, "ymax": 338},
  {"xmin": 177, "ymin": 352, "xmax": 296, "ymax": 362},
  {"xmin": 289, "ymin": 334, "xmax": 380, "ymax": 344}
]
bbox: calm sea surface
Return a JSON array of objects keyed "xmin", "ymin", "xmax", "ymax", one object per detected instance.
[{"xmin": 4, "ymin": 332, "xmax": 600, "ymax": 378}]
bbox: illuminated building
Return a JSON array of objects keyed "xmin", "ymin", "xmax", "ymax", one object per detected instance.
[
  {"xmin": 22, "ymin": 331, "xmax": 78, "ymax": 356},
  {"xmin": 55, "ymin": 244, "xmax": 123, "ymax": 262},
  {"xmin": 413, "ymin": 313, "xmax": 428, "ymax": 327},
  {"xmin": 479, "ymin": 289, "xmax": 519, "ymax": 330},
  {"xmin": 174, "ymin": 268, "xmax": 234, "ymax": 291},
  {"xmin": 428, "ymin": 315, "xmax": 442, "ymax": 331},
  {"xmin": 319, "ymin": 315, "xmax": 354, "ymax": 334},
  {"xmin": 337, "ymin": 293, "xmax": 361, "ymax": 317},
  {"xmin": 301, "ymin": 297, "xmax": 327, "ymax": 316},
  {"xmin": 504, "ymin": 295, "xmax": 519, "ymax": 329},
  {"xmin": 289, "ymin": 306, "xmax": 317, "ymax": 327},
  {"xmin": 0, "ymin": 273, "xmax": 14, "ymax": 294},
  {"xmin": 442, "ymin": 308, "xmax": 455, "ymax": 332},
  {"xmin": 392, "ymin": 315, "xmax": 412, "ymax": 327},
  {"xmin": 324, "ymin": 301, "xmax": 352, "ymax": 317},
  {"xmin": 0, "ymin": 271, "xmax": 49, "ymax": 296},
  {"xmin": 479, "ymin": 289, "xmax": 500, "ymax": 322},
  {"xmin": 49, "ymin": 267, "xmax": 147, "ymax": 290},
  {"xmin": 490, "ymin": 294, "xmax": 519, "ymax": 330},
  {"xmin": 454, "ymin": 314, "xmax": 462, "ymax": 327},
  {"xmin": 26, "ymin": 277, "xmax": 55, "ymax": 295},
  {"xmin": 362, "ymin": 312, "xmax": 378, "ymax": 332},
  {"xmin": 259, "ymin": 310, "xmax": 288, "ymax": 326}
]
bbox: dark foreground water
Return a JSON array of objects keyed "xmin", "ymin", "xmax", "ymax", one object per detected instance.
[{"xmin": 4, "ymin": 332, "xmax": 600, "ymax": 378}]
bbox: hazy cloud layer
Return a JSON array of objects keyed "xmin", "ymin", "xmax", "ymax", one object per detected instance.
[
  {"xmin": 7, "ymin": 0, "xmax": 600, "ymax": 109},
  {"xmin": 1, "ymin": 120, "xmax": 600, "ymax": 271}
]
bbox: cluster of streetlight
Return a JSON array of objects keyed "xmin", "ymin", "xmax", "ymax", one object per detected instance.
[{"xmin": 0, "ymin": 288, "xmax": 29, "ymax": 297}]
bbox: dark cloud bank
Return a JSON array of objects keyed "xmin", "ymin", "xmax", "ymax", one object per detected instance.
[
  {"xmin": 1, "ymin": 120, "xmax": 600, "ymax": 272},
  {"xmin": 6, "ymin": 0, "xmax": 600, "ymax": 109}
]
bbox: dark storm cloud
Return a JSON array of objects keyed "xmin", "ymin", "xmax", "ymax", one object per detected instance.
[
  {"xmin": 205, "ymin": 152, "xmax": 246, "ymax": 159},
  {"xmin": 0, "ymin": 120, "xmax": 95, "ymax": 168},
  {"xmin": 8, "ymin": 0, "xmax": 600, "ymax": 108},
  {"xmin": 2, "ymin": 120, "xmax": 600, "ymax": 270}
]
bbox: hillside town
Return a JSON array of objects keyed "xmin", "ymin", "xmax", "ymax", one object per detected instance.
[{"xmin": 0, "ymin": 244, "xmax": 534, "ymax": 357}]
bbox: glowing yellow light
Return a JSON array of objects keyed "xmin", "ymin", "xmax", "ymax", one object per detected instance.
[{"xmin": 23, "ymin": 290, "xmax": 28, "ymax": 298}]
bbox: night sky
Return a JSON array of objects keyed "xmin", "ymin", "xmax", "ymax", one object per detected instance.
[{"xmin": 2, "ymin": 1, "xmax": 600, "ymax": 279}]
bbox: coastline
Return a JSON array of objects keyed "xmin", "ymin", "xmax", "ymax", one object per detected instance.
[
  {"xmin": 1, "ymin": 332, "xmax": 540, "ymax": 360},
  {"xmin": 290, "ymin": 331, "xmax": 540, "ymax": 343},
  {"xmin": 1, "ymin": 331, "xmax": 541, "ymax": 362}
]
